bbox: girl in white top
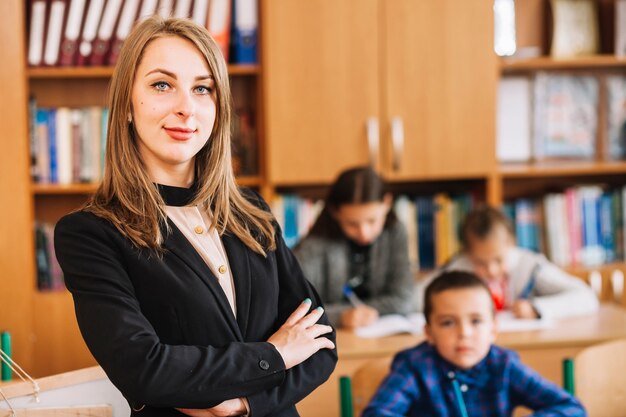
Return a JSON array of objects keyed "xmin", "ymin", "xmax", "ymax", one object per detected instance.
[{"xmin": 417, "ymin": 206, "xmax": 598, "ymax": 320}]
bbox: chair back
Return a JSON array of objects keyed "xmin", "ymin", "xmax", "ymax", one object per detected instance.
[
  {"xmin": 572, "ymin": 338, "xmax": 626, "ymax": 417},
  {"xmin": 351, "ymin": 357, "xmax": 393, "ymax": 416}
]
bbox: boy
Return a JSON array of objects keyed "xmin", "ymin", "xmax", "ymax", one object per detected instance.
[
  {"xmin": 363, "ymin": 271, "xmax": 586, "ymax": 417},
  {"xmin": 417, "ymin": 206, "xmax": 598, "ymax": 319}
]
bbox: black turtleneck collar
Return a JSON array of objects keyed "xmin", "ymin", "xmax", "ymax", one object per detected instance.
[{"xmin": 157, "ymin": 183, "xmax": 197, "ymax": 207}]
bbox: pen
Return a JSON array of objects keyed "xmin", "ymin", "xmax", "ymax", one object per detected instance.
[
  {"xmin": 519, "ymin": 263, "xmax": 541, "ymax": 300},
  {"xmin": 343, "ymin": 285, "xmax": 364, "ymax": 308}
]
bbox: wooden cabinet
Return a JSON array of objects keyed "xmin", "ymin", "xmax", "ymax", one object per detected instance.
[{"xmin": 262, "ymin": 0, "xmax": 497, "ymax": 185}]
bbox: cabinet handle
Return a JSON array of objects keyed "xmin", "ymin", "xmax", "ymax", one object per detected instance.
[
  {"xmin": 390, "ymin": 117, "xmax": 404, "ymax": 172},
  {"xmin": 366, "ymin": 117, "xmax": 380, "ymax": 166}
]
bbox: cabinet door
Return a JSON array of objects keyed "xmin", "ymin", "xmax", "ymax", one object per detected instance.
[
  {"xmin": 382, "ymin": 0, "xmax": 497, "ymax": 180},
  {"xmin": 262, "ymin": 0, "xmax": 380, "ymax": 185}
]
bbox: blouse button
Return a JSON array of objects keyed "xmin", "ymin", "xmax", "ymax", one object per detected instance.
[
  {"xmin": 194, "ymin": 226, "xmax": 204, "ymax": 234},
  {"xmin": 460, "ymin": 384, "xmax": 468, "ymax": 392},
  {"xmin": 218, "ymin": 265, "xmax": 227, "ymax": 274}
]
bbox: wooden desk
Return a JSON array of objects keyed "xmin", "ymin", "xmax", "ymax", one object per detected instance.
[{"xmin": 296, "ymin": 304, "xmax": 626, "ymax": 417}]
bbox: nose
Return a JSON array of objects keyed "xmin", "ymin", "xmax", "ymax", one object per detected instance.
[
  {"xmin": 459, "ymin": 322, "xmax": 472, "ymax": 338},
  {"xmin": 356, "ymin": 224, "xmax": 372, "ymax": 244},
  {"xmin": 176, "ymin": 91, "xmax": 195, "ymax": 118},
  {"xmin": 486, "ymin": 262, "xmax": 502, "ymax": 280}
]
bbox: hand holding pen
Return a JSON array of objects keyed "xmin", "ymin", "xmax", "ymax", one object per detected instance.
[
  {"xmin": 512, "ymin": 264, "xmax": 540, "ymax": 319},
  {"xmin": 341, "ymin": 285, "xmax": 379, "ymax": 328}
]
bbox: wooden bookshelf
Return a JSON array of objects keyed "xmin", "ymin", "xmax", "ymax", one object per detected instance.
[
  {"xmin": 501, "ymin": 55, "xmax": 626, "ymax": 72},
  {"xmin": 27, "ymin": 64, "xmax": 259, "ymax": 79},
  {"xmin": 31, "ymin": 176, "xmax": 263, "ymax": 195},
  {"xmin": 498, "ymin": 161, "xmax": 626, "ymax": 178}
]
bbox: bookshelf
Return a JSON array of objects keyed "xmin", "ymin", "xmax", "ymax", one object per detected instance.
[{"xmin": 3, "ymin": 0, "xmax": 626, "ymax": 379}]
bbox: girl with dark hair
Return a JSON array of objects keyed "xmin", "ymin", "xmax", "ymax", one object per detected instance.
[{"xmin": 294, "ymin": 166, "xmax": 414, "ymax": 329}]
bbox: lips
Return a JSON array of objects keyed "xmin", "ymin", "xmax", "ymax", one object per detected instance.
[{"xmin": 164, "ymin": 126, "xmax": 196, "ymax": 141}]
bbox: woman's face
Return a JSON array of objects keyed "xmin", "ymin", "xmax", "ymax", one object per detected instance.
[
  {"xmin": 333, "ymin": 198, "xmax": 391, "ymax": 246},
  {"xmin": 131, "ymin": 35, "xmax": 217, "ymax": 186}
]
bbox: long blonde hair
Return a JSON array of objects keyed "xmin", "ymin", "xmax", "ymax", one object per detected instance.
[{"xmin": 87, "ymin": 16, "xmax": 275, "ymax": 255}]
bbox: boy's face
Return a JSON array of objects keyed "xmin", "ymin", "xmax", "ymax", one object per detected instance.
[
  {"xmin": 425, "ymin": 287, "xmax": 497, "ymax": 369},
  {"xmin": 467, "ymin": 224, "xmax": 514, "ymax": 283}
]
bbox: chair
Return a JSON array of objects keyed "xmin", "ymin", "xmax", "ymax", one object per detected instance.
[
  {"xmin": 562, "ymin": 338, "xmax": 626, "ymax": 417},
  {"xmin": 339, "ymin": 357, "xmax": 393, "ymax": 417}
]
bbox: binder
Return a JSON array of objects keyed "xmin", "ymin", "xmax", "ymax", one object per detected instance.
[
  {"xmin": 137, "ymin": 0, "xmax": 158, "ymax": 21},
  {"xmin": 27, "ymin": 0, "xmax": 49, "ymax": 66},
  {"xmin": 76, "ymin": 0, "xmax": 105, "ymax": 66},
  {"xmin": 157, "ymin": 0, "xmax": 174, "ymax": 18},
  {"xmin": 191, "ymin": 0, "xmax": 209, "ymax": 27},
  {"xmin": 90, "ymin": 0, "xmax": 123, "ymax": 66},
  {"xmin": 107, "ymin": 0, "xmax": 140, "ymax": 66},
  {"xmin": 231, "ymin": 0, "xmax": 257, "ymax": 63},
  {"xmin": 59, "ymin": 0, "xmax": 87, "ymax": 66},
  {"xmin": 55, "ymin": 107, "xmax": 72, "ymax": 184},
  {"xmin": 43, "ymin": 0, "xmax": 68, "ymax": 66},
  {"xmin": 173, "ymin": 0, "xmax": 192, "ymax": 18},
  {"xmin": 208, "ymin": 0, "xmax": 231, "ymax": 61}
]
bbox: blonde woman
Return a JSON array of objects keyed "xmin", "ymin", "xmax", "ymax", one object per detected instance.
[{"xmin": 55, "ymin": 17, "xmax": 336, "ymax": 417}]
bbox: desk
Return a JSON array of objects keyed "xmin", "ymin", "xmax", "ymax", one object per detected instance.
[{"xmin": 296, "ymin": 304, "xmax": 626, "ymax": 417}]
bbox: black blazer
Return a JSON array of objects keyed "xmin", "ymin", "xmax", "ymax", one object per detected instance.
[{"xmin": 54, "ymin": 187, "xmax": 337, "ymax": 417}]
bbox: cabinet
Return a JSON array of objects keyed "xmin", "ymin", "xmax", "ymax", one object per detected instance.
[{"xmin": 262, "ymin": 0, "xmax": 497, "ymax": 185}]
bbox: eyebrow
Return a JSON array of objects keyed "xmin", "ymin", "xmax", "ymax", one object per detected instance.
[{"xmin": 145, "ymin": 68, "xmax": 213, "ymax": 81}]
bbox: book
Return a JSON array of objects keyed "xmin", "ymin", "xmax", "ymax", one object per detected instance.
[
  {"xmin": 27, "ymin": 0, "xmax": 48, "ymax": 66},
  {"xmin": 231, "ymin": 0, "xmax": 257, "ymax": 63},
  {"xmin": 43, "ymin": 0, "xmax": 67, "ymax": 66},
  {"xmin": 617, "ymin": 0, "xmax": 626, "ymax": 57},
  {"xmin": 354, "ymin": 311, "xmax": 554, "ymax": 339},
  {"xmin": 191, "ymin": 0, "xmax": 209, "ymax": 27},
  {"xmin": 497, "ymin": 76, "xmax": 532, "ymax": 162},
  {"xmin": 208, "ymin": 0, "xmax": 232, "ymax": 61},
  {"xmin": 76, "ymin": 0, "xmax": 105, "ymax": 65},
  {"xmin": 533, "ymin": 72, "xmax": 598, "ymax": 159},
  {"xmin": 59, "ymin": 0, "xmax": 87, "ymax": 66},
  {"xmin": 90, "ymin": 0, "xmax": 122, "ymax": 65},
  {"xmin": 107, "ymin": 0, "xmax": 140, "ymax": 66},
  {"xmin": 550, "ymin": 0, "xmax": 599, "ymax": 58},
  {"xmin": 606, "ymin": 75, "xmax": 626, "ymax": 160}
]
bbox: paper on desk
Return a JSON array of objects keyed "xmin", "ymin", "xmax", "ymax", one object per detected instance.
[
  {"xmin": 354, "ymin": 311, "xmax": 553, "ymax": 338},
  {"xmin": 496, "ymin": 311, "xmax": 554, "ymax": 332},
  {"xmin": 354, "ymin": 313, "xmax": 426, "ymax": 338}
]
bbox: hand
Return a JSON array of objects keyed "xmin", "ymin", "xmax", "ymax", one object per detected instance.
[
  {"xmin": 341, "ymin": 305, "xmax": 379, "ymax": 329},
  {"xmin": 512, "ymin": 300, "xmax": 539, "ymax": 319},
  {"xmin": 267, "ymin": 299, "xmax": 335, "ymax": 369},
  {"xmin": 177, "ymin": 398, "xmax": 247, "ymax": 417}
]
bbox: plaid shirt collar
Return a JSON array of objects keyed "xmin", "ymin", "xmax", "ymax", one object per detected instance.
[{"xmin": 429, "ymin": 344, "xmax": 493, "ymax": 389}]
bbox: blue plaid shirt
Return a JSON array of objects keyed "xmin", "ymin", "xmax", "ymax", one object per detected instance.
[{"xmin": 362, "ymin": 342, "xmax": 585, "ymax": 417}]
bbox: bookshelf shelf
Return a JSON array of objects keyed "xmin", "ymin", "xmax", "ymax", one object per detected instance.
[
  {"xmin": 498, "ymin": 161, "xmax": 626, "ymax": 178},
  {"xmin": 32, "ymin": 176, "xmax": 262, "ymax": 195},
  {"xmin": 27, "ymin": 64, "xmax": 260, "ymax": 79},
  {"xmin": 500, "ymin": 55, "xmax": 626, "ymax": 72}
]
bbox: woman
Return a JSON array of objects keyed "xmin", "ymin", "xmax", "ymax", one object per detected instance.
[
  {"xmin": 54, "ymin": 17, "xmax": 336, "ymax": 417},
  {"xmin": 294, "ymin": 167, "xmax": 414, "ymax": 329}
]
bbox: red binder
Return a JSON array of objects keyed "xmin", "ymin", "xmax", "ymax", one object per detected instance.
[
  {"xmin": 89, "ymin": 0, "xmax": 122, "ymax": 66},
  {"xmin": 59, "ymin": 0, "xmax": 87, "ymax": 66},
  {"xmin": 107, "ymin": 0, "xmax": 140, "ymax": 66},
  {"xmin": 27, "ymin": 0, "xmax": 49, "ymax": 67},
  {"xmin": 76, "ymin": 0, "xmax": 105, "ymax": 66}
]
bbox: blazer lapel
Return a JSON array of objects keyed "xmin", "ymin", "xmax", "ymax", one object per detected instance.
[
  {"xmin": 163, "ymin": 220, "xmax": 243, "ymax": 340},
  {"xmin": 221, "ymin": 233, "xmax": 251, "ymax": 338}
]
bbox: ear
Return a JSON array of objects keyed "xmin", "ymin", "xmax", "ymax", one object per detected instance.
[
  {"xmin": 383, "ymin": 193, "xmax": 393, "ymax": 211},
  {"xmin": 490, "ymin": 316, "xmax": 498, "ymax": 343},
  {"xmin": 424, "ymin": 323, "xmax": 435, "ymax": 345}
]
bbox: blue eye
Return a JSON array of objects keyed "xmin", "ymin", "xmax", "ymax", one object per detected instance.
[
  {"xmin": 440, "ymin": 320, "xmax": 454, "ymax": 327},
  {"xmin": 151, "ymin": 81, "xmax": 170, "ymax": 91},
  {"xmin": 194, "ymin": 85, "xmax": 213, "ymax": 94}
]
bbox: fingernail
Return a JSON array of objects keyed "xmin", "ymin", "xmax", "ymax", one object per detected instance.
[
  {"xmin": 316, "ymin": 306, "xmax": 324, "ymax": 312},
  {"xmin": 303, "ymin": 298, "xmax": 312, "ymax": 304}
]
